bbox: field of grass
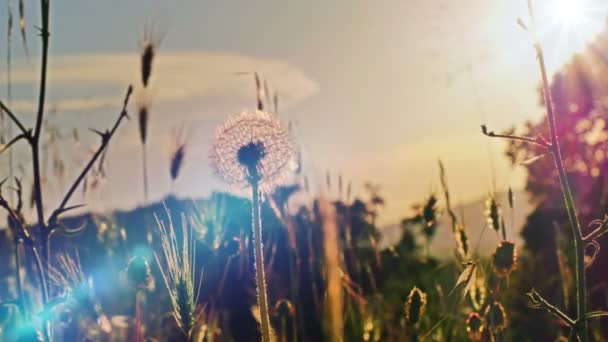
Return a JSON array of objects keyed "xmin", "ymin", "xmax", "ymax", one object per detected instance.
[{"xmin": 3, "ymin": 0, "xmax": 608, "ymax": 341}]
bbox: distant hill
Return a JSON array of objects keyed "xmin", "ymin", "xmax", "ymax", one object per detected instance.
[{"xmin": 379, "ymin": 190, "xmax": 533, "ymax": 256}]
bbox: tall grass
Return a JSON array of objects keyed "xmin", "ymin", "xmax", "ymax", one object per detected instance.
[{"xmin": 154, "ymin": 211, "xmax": 203, "ymax": 341}]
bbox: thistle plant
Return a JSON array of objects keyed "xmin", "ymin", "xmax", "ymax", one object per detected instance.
[
  {"xmin": 210, "ymin": 110, "xmax": 296, "ymax": 342},
  {"xmin": 154, "ymin": 213, "xmax": 202, "ymax": 341}
]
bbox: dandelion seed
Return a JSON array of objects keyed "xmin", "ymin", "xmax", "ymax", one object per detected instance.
[
  {"xmin": 492, "ymin": 240, "xmax": 517, "ymax": 277},
  {"xmin": 405, "ymin": 286, "xmax": 427, "ymax": 326},
  {"xmin": 210, "ymin": 110, "xmax": 296, "ymax": 192}
]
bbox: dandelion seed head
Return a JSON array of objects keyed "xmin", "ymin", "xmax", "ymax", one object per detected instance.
[{"xmin": 210, "ymin": 110, "xmax": 297, "ymax": 192}]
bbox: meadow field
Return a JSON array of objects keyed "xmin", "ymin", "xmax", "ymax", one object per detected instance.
[{"xmin": 2, "ymin": 0, "xmax": 608, "ymax": 341}]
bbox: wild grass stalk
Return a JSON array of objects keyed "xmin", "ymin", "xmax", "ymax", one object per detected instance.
[
  {"xmin": 481, "ymin": 1, "xmax": 589, "ymax": 339},
  {"xmin": 154, "ymin": 212, "xmax": 202, "ymax": 341},
  {"xmin": 319, "ymin": 199, "xmax": 343, "ymax": 340}
]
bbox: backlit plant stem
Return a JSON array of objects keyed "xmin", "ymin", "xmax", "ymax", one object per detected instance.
[
  {"xmin": 33, "ymin": 0, "xmax": 51, "ymax": 304},
  {"xmin": 534, "ymin": 41, "xmax": 587, "ymax": 341},
  {"xmin": 251, "ymin": 177, "xmax": 271, "ymax": 342}
]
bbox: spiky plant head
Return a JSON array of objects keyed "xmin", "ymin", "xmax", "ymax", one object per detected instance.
[
  {"xmin": 210, "ymin": 110, "xmax": 297, "ymax": 192},
  {"xmin": 136, "ymin": 96, "xmax": 151, "ymax": 145},
  {"xmin": 492, "ymin": 240, "xmax": 517, "ymax": 277},
  {"xmin": 484, "ymin": 301, "xmax": 507, "ymax": 334},
  {"xmin": 469, "ymin": 274, "xmax": 486, "ymax": 311},
  {"xmin": 139, "ymin": 23, "xmax": 163, "ymax": 87},
  {"xmin": 405, "ymin": 286, "xmax": 427, "ymax": 326},
  {"xmin": 127, "ymin": 256, "xmax": 152, "ymax": 289},
  {"xmin": 48, "ymin": 254, "xmax": 105, "ymax": 322},
  {"xmin": 466, "ymin": 312, "xmax": 484, "ymax": 341},
  {"xmin": 154, "ymin": 213, "xmax": 202, "ymax": 338},
  {"xmin": 485, "ymin": 196, "xmax": 502, "ymax": 233},
  {"xmin": 454, "ymin": 223, "xmax": 469, "ymax": 260},
  {"xmin": 169, "ymin": 126, "xmax": 189, "ymax": 181}
]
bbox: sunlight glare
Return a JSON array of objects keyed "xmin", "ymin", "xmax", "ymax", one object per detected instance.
[{"xmin": 552, "ymin": 0, "xmax": 586, "ymax": 27}]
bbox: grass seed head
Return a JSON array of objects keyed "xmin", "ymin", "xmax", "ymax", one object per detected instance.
[
  {"xmin": 466, "ymin": 312, "xmax": 484, "ymax": 341},
  {"xmin": 137, "ymin": 98, "xmax": 150, "ymax": 145},
  {"xmin": 170, "ymin": 145, "xmax": 185, "ymax": 181},
  {"xmin": 455, "ymin": 223, "xmax": 469, "ymax": 260},
  {"xmin": 485, "ymin": 196, "xmax": 502, "ymax": 233},
  {"xmin": 484, "ymin": 301, "xmax": 507, "ymax": 334},
  {"xmin": 405, "ymin": 286, "xmax": 427, "ymax": 326},
  {"xmin": 154, "ymin": 214, "xmax": 202, "ymax": 339},
  {"xmin": 139, "ymin": 24, "xmax": 163, "ymax": 87},
  {"xmin": 492, "ymin": 240, "xmax": 517, "ymax": 277},
  {"xmin": 469, "ymin": 274, "xmax": 486, "ymax": 311},
  {"xmin": 169, "ymin": 126, "xmax": 189, "ymax": 181}
]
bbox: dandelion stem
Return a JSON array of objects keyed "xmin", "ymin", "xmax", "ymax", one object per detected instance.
[
  {"xmin": 534, "ymin": 38, "xmax": 588, "ymax": 341},
  {"xmin": 251, "ymin": 177, "xmax": 271, "ymax": 342}
]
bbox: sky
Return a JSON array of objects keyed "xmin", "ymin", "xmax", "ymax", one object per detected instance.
[{"xmin": 1, "ymin": 0, "xmax": 607, "ymax": 225}]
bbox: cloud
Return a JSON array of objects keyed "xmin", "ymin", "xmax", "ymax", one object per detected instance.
[{"xmin": 6, "ymin": 51, "xmax": 319, "ymax": 113}]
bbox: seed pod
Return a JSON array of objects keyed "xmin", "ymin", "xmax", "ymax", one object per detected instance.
[
  {"xmin": 492, "ymin": 240, "xmax": 517, "ymax": 277},
  {"xmin": 405, "ymin": 286, "xmax": 427, "ymax": 326},
  {"xmin": 466, "ymin": 312, "xmax": 484, "ymax": 341},
  {"xmin": 484, "ymin": 301, "xmax": 507, "ymax": 334}
]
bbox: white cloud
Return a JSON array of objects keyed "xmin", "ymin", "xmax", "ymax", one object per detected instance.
[{"xmin": 6, "ymin": 51, "xmax": 319, "ymax": 113}]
